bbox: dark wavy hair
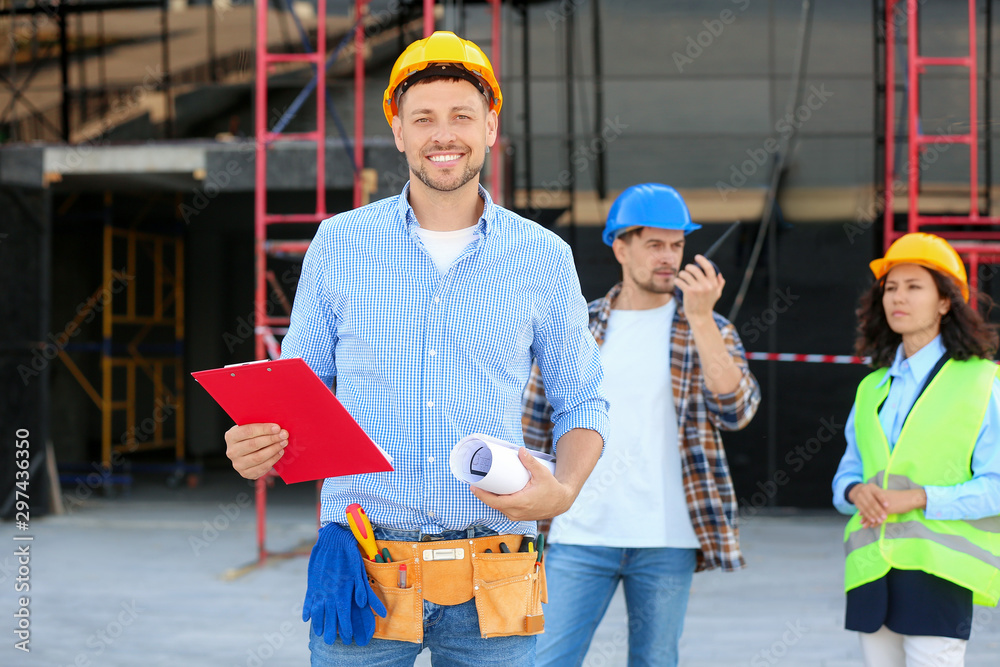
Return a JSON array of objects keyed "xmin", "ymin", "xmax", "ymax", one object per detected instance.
[{"xmin": 855, "ymin": 266, "xmax": 999, "ymax": 368}]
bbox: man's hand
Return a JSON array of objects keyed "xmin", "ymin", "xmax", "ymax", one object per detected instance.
[
  {"xmin": 674, "ymin": 254, "xmax": 724, "ymax": 321},
  {"xmin": 470, "ymin": 448, "xmax": 575, "ymax": 522},
  {"xmin": 675, "ymin": 254, "xmax": 743, "ymax": 395},
  {"xmin": 472, "ymin": 429, "xmax": 602, "ymax": 522},
  {"xmin": 225, "ymin": 423, "xmax": 288, "ymax": 480}
]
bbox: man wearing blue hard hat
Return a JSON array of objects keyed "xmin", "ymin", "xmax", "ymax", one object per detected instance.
[{"xmin": 524, "ymin": 183, "xmax": 761, "ymax": 666}]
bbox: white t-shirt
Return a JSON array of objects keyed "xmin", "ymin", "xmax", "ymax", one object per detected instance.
[
  {"xmin": 414, "ymin": 225, "xmax": 479, "ymax": 274},
  {"xmin": 548, "ymin": 299, "xmax": 700, "ymax": 548}
]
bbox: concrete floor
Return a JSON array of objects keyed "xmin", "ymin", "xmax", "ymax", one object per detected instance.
[{"xmin": 3, "ymin": 471, "xmax": 1000, "ymax": 666}]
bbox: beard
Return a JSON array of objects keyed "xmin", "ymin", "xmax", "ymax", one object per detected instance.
[
  {"xmin": 628, "ymin": 266, "xmax": 676, "ymax": 295},
  {"xmin": 409, "ymin": 147, "xmax": 484, "ymax": 193}
]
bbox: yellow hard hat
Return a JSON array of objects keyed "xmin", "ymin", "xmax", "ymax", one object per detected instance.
[
  {"xmin": 870, "ymin": 232, "xmax": 969, "ymax": 301},
  {"xmin": 382, "ymin": 31, "xmax": 502, "ymax": 126}
]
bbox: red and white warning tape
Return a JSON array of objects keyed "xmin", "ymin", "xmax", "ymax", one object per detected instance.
[{"xmin": 745, "ymin": 352, "xmax": 870, "ymax": 365}]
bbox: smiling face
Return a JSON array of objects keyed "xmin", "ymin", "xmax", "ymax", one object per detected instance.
[
  {"xmin": 612, "ymin": 227, "xmax": 685, "ymax": 296},
  {"xmin": 882, "ymin": 263, "xmax": 950, "ymax": 343},
  {"xmin": 391, "ymin": 77, "xmax": 497, "ymax": 195}
]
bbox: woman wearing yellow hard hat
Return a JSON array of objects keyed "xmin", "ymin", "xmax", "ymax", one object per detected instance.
[{"xmin": 832, "ymin": 232, "xmax": 1000, "ymax": 666}]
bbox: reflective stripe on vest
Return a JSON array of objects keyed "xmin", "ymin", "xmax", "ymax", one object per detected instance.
[
  {"xmin": 864, "ymin": 471, "xmax": 1000, "ymax": 533},
  {"xmin": 843, "ymin": 358, "xmax": 1000, "ymax": 606}
]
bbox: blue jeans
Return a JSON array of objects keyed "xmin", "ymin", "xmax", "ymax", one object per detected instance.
[
  {"xmin": 309, "ymin": 526, "xmax": 536, "ymax": 667},
  {"xmin": 534, "ymin": 543, "xmax": 697, "ymax": 667}
]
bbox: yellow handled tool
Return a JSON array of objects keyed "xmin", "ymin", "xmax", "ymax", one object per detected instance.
[{"xmin": 345, "ymin": 503, "xmax": 379, "ymax": 561}]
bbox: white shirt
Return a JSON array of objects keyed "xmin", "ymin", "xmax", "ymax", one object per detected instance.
[
  {"xmin": 548, "ymin": 299, "xmax": 700, "ymax": 548},
  {"xmin": 414, "ymin": 225, "xmax": 479, "ymax": 274}
]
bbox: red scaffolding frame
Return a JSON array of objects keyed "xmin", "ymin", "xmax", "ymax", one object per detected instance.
[
  {"xmin": 883, "ymin": 0, "xmax": 1000, "ymax": 292},
  {"xmin": 249, "ymin": 0, "xmax": 505, "ymax": 565}
]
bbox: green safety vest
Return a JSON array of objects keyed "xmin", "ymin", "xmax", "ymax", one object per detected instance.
[{"xmin": 844, "ymin": 357, "xmax": 1000, "ymax": 607}]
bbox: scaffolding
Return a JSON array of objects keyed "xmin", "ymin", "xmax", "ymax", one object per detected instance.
[
  {"xmin": 56, "ymin": 193, "xmax": 191, "ymax": 490},
  {"xmin": 881, "ymin": 0, "xmax": 1000, "ymax": 291},
  {"xmin": 252, "ymin": 0, "xmax": 384, "ymax": 563},
  {"xmin": 0, "ymin": 0, "xmax": 315, "ymax": 144}
]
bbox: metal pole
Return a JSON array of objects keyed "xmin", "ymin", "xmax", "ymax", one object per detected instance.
[
  {"xmin": 884, "ymin": 0, "xmax": 897, "ymax": 245},
  {"xmin": 489, "ymin": 0, "xmax": 501, "ymax": 201},
  {"xmin": 727, "ymin": 0, "xmax": 814, "ymax": 322},
  {"xmin": 592, "ymin": 0, "xmax": 605, "ymax": 200},
  {"xmin": 98, "ymin": 11, "xmax": 108, "ymax": 117},
  {"xmin": 907, "ymin": 0, "xmax": 919, "ymax": 232},
  {"xmin": 59, "ymin": 2, "xmax": 70, "ymax": 141},
  {"xmin": 76, "ymin": 11, "xmax": 87, "ymax": 125},
  {"xmin": 968, "ymin": 0, "xmax": 979, "ymax": 220},
  {"xmin": 521, "ymin": 1, "xmax": 532, "ymax": 214},
  {"xmin": 565, "ymin": 6, "xmax": 575, "ymax": 249},
  {"xmin": 985, "ymin": 0, "xmax": 993, "ymax": 216},
  {"xmin": 316, "ymin": 0, "xmax": 327, "ymax": 215},
  {"xmin": 208, "ymin": 0, "xmax": 218, "ymax": 82},
  {"xmin": 873, "ymin": 0, "xmax": 882, "ymax": 238},
  {"xmin": 7, "ymin": 1, "xmax": 17, "ymax": 141},
  {"xmin": 766, "ymin": 180, "xmax": 779, "ymax": 506},
  {"xmin": 424, "ymin": 0, "xmax": 434, "ymax": 36},
  {"xmin": 39, "ymin": 187, "xmax": 53, "ymax": 515},
  {"xmin": 161, "ymin": 1, "xmax": 173, "ymax": 138},
  {"xmin": 353, "ymin": 0, "xmax": 366, "ymax": 209},
  {"xmin": 254, "ymin": 0, "xmax": 268, "ymax": 362}
]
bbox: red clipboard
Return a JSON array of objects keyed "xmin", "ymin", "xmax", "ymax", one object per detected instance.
[{"xmin": 192, "ymin": 358, "xmax": 394, "ymax": 484}]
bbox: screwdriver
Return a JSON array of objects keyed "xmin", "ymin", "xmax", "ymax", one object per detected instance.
[{"xmin": 345, "ymin": 503, "xmax": 379, "ymax": 561}]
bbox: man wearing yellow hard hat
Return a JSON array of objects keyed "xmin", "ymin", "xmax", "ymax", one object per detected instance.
[
  {"xmin": 833, "ymin": 232, "xmax": 1000, "ymax": 666},
  {"xmin": 224, "ymin": 31, "xmax": 608, "ymax": 664}
]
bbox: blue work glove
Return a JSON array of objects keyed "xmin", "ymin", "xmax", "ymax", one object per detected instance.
[{"xmin": 303, "ymin": 522, "xmax": 387, "ymax": 646}]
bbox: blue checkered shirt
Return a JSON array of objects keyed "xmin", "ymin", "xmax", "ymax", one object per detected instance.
[{"xmin": 280, "ymin": 183, "xmax": 608, "ymax": 536}]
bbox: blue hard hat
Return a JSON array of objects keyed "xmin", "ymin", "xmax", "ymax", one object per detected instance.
[{"xmin": 602, "ymin": 183, "xmax": 701, "ymax": 246}]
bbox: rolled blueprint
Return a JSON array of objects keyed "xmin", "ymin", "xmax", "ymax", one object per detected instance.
[{"xmin": 449, "ymin": 433, "xmax": 557, "ymax": 495}]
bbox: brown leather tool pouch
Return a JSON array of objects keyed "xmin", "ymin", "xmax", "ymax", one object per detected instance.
[{"xmin": 362, "ymin": 534, "xmax": 547, "ymax": 642}]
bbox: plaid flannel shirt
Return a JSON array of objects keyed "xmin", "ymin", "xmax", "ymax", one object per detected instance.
[{"xmin": 521, "ymin": 282, "xmax": 760, "ymax": 572}]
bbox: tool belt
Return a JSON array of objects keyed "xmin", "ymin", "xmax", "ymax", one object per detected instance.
[{"xmin": 362, "ymin": 533, "xmax": 547, "ymax": 643}]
